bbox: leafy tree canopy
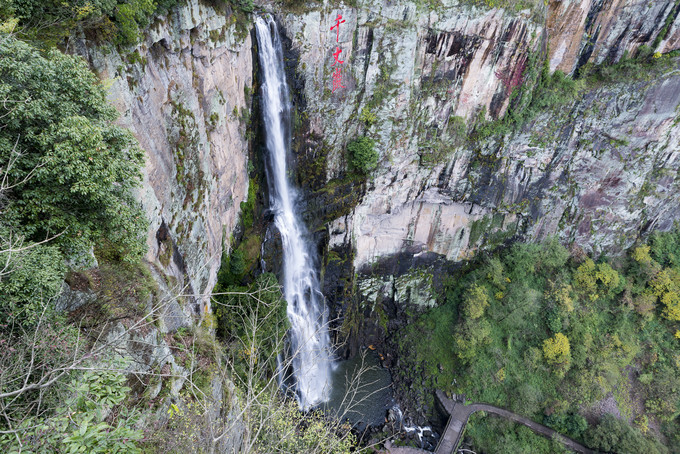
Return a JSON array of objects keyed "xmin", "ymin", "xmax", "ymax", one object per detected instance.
[
  {"xmin": 1, "ymin": 0, "xmax": 179, "ymax": 46},
  {"xmin": 0, "ymin": 36, "xmax": 147, "ymax": 329},
  {"xmin": 0, "ymin": 36, "xmax": 147, "ymax": 260},
  {"xmin": 542, "ymin": 332, "xmax": 571, "ymax": 367}
]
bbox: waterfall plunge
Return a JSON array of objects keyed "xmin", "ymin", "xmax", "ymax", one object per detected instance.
[{"xmin": 255, "ymin": 16, "xmax": 333, "ymax": 410}]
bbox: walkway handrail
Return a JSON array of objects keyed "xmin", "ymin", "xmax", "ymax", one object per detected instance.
[{"xmin": 433, "ymin": 391, "xmax": 596, "ymax": 454}]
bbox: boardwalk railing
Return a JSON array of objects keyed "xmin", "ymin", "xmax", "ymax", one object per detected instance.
[
  {"xmin": 432, "ymin": 391, "xmax": 596, "ymax": 454},
  {"xmin": 385, "ymin": 391, "xmax": 596, "ymax": 454}
]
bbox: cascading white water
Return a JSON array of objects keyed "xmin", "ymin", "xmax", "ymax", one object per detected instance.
[{"xmin": 255, "ymin": 16, "xmax": 333, "ymax": 410}]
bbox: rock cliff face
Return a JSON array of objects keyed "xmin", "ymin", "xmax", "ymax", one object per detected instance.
[
  {"xmin": 77, "ymin": 0, "xmax": 252, "ymax": 314},
  {"xmin": 275, "ymin": 0, "xmax": 680, "ymax": 270},
  {"xmin": 76, "ymin": 0, "xmax": 680, "ymax": 317},
  {"xmin": 547, "ymin": 0, "xmax": 680, "ymax": 74}
]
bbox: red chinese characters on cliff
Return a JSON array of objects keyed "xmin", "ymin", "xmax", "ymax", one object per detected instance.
[{"xmin": 330, "ymin": 14, "xmax": 346, "ymax": 92}]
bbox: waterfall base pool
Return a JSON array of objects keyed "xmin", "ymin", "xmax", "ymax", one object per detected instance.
[{"xmin": 323, "ymin": 350, "xmax": 394, "ymax": 430}]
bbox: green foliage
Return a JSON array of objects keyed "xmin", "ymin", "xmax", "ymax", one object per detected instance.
[
  {"xmin": 216, "ymin": 241, "xmax": 255, "ymax": 288},
  {"xmin": 649, "ymin": 228, "xmax": 680, "ymax": 269},
  {"xmin": 2, "ymin": 1, "xmax": 110, "ymax": 45},
  {"xmin": 395, "ymin": 292, "xmax": 459, "ymax": 390},
  {"xmin": 252, "ymin": 394, "xmax": 356, "ymax": 453},
  {"xmin": 395, "ymin": 233, "xmax": 680, "ymax": 452},
  {"xmin": 477, "ymin": 45, "xmax": 680, "ymax": 144},
  {"xmin": 359, "ymin": 107, "xmax": 377, "ymax": 126},
  {"xmin": 584, "ymin": 414, "xmax": 668, "ymax": 454},
  {"xmin": 577, "ymin": 47, "xmax": 680, "ymax": 85},
  {"xmin": 448, "ymin": 114, "xmax": 466, "ymax": 142},
  {"xmin": 543, "ymin": 413, "xmax": 588, "ymax": 439},
  {"xmin": 463, "ymin": 283, "xmax": 489, "ymax": 319},
  {"xmin": 466, "ymin": 413, "xmax": 570, "ymax": 454},
  {"xmin": 231, "ymin": 0, "xmax": 254, "ymax": 13},
  {"xmin": 527, "ymin": 68, "xmax": 583, "ymax": 114},
  {"xmin": 0, "ymin": 37, "xmax": 147, "ymax": 260},
  {"xmin": 155, "ymin": 0, "xmax": 180, "ymax": 13},
  {"xmin": 200, "ymin": 0, "xmax": 252, "ymax": 42},
  {"xmin": 455, "ymin": 317, "xmax": 492, "ymax": 363},
  {"xmin": 1, "ymin": 0, "xmax": 169, "ymax": 46},
  {"xmin": 0, "ymin": 315, "xmax": 80, "ymax": 431},
  {"xmin": 0, "ymin": 241, "xmax": 64, "ymax": 326},
  {"xmin": 542, "ymin": 332, "xmax": 571, "ymax": 370},
  {"xmin": 650, "ymin": 267, "xmax": 680, "ymax": 321},
  {"xmin": 419, "ymin": 115, "xmax": 467, "ymax": 165},
  {"xmin": 472, "ymin": 56, "xmax": 584, "ymax": 141},
  {"xmin": 0, "ymin": 0, "xmax": 238, "ymax": 47},
  {"xmin": 239, "ymin": 178, "xmax": 258, "ymax": 231},
  {"xmin": 347, "ymin": 136, "xmax": 378, "ymax": 176},
  {"xmin": 461, "ymin": 0, "xmax": 546, "ymax": 15},
  {"xmin": 229, "ymin": 248, "xmax": 246, "ymax": 277},
  {"xmin": 0, "ymin": 37, "xmax": 148, "ymax": 332},
  {"xmin": 114, "ymin": 0, "xmax": 155, "ymax": 45},
  {"xmin": 142, "ymin": 396, "xmax": 223, "ymax": 453},
  {"xmin": 573, "ymin": 258, "xmax": 623, "ymax": 301},
  {"xmin": 0, "ymin": 365, "xmax": 143, "ymax": 454},
  {"xmin": 214, "ymin": 273, "xmax": 289, "ymax": 382}
]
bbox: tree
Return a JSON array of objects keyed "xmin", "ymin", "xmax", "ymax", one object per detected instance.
[
  {"xmin": 573, "ymin": 258, "xmax": 597, "ymax": 298},
  {"xmin": 455, "ymin": 318, "xmax": 492, "ymax": 363},
  {"xmin": 632, "ymin": 245, "xmax": 653, "ymax": 264},
  {"xmin": 2, "ymin": 0, "xmax": 172, "ymax": 46},
  {"xmin": 595, "ymin": 262, "xmax": 621, "ymax": 294},
  {"xmin": 0, "ymin": 36, "xmax": 146, "ymax": 261},
  {"xmin": 584, "ymin": 414, "xmax": 667, "ymax": 454},
  {"xmin": 542, "ymin": 333, "xmax": 571, "ymax": 368},
  {"xmin": 463, "ymin": 283, "xmax": 489, "ymax": 319},
  {"xmin": 546, "ymin": 281, "xmax": 574, "ymax": 312},
  {"xmin": 573, "ymin": 259, "xmax": 622, "ymax": 301},
  {"xmin": 650, "ymin": 268, "xmax": 680, "ymax": 321}
]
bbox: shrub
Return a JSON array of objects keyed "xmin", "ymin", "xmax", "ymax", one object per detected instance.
[
  {"xmin": 0, "ymin": 364, "xmax": 143, "ymax": 454},
  {"xmin": 114, "ymin": 0, "xmax": 155, "ymax": 45},
  {"xmin": 359, "ymin": 107, "xmax": 377, "ymax": 126},
  {"xmin": 0, "ymin": 240, "xmax": 64, "ymax": 327},
  {"xmin": 347, "ymin": 136, "xmax": 378, "ymax": 175}
]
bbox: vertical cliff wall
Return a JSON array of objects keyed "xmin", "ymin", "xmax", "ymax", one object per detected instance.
[
  {"xmin": 547, "ymin": 0, "xmax": 680, "ymax": 74},
  {"xmin": 274, "ymin": 0, "xmax": 680, "ymax": 270},
  {"xmin": 73, "ymin": 0, "xmax": 680, "ymax": 309},
  {"xmin": 77, "ymin": 0, "xmax": 253, "ymax": 314}
]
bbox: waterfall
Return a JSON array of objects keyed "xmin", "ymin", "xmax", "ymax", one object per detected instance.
[{"xmin": 254, "ymin": 16, "xmax": 333, "ymax": 410}]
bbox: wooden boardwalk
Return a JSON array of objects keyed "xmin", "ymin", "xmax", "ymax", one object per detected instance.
[{"xmin": 386, "ymin": 391, "xmax": 595, "ymax": 454}]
